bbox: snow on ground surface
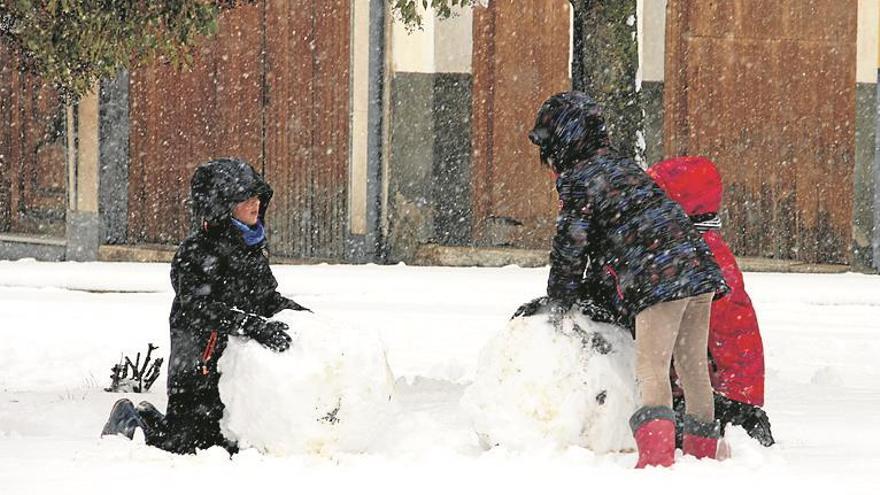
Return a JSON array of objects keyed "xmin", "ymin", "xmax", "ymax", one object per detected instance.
[{"xmin": 0, "ymin": 259, "xmax": 878, "ymax": 494}]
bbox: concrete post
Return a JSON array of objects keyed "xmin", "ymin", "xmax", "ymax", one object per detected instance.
[{"xmin": 65, "ymin": 85, "xmax": 101, "ymax": 261}]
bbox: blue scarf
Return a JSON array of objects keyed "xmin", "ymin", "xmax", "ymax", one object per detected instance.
[{"xmin": 230, "ymin": 218, "xmax": 266, "ymax": 246}]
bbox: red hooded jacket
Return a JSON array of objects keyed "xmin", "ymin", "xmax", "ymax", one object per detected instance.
[{"xmin": 647, "ymin": 156, "xmax": 765, "ymax": 406}]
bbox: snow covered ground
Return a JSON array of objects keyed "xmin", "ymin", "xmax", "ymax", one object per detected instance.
[{"xmin": 0, "ymin": 260, "xmax": 878, "ymax": 494}]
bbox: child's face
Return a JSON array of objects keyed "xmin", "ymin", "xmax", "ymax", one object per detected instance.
[{"xmin": 232, "ymin": 196, "xmax": 261, "ymax": 226}]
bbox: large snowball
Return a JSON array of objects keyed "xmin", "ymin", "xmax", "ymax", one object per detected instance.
[
  {"xmin": 217, "ymin": 309, "xmax": 395, "ymax": 455},
  {"xmin": 461, "ymin": 312, "xmax": 637, "ymax": 453}
]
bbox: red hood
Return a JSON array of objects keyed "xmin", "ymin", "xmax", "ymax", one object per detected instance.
[{"xmin": 646, "ymin": 156, "xmax": 722, "ymax": 216}]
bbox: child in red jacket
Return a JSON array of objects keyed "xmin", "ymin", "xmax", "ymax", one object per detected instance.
[{"xmin": 647, "ymin": 156, "xmax": 774, "ymax": 447}]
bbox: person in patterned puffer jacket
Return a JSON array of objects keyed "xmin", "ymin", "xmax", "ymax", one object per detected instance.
[
  {"xmin": 515, "ymin": 92, "xmax": 727, "ymax": 468},
  {"xmin": 647, "ymin": 156, "xmax": 773, "ymax": 448}
]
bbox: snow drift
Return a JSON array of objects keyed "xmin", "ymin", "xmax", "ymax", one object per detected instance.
[
  {"xmin": 217, "ymin": 309, "xmax": 395, "ymax": 455},
  {"xmin": 461, "ymin": 311, "xmax": 638, "ymax": 453}
]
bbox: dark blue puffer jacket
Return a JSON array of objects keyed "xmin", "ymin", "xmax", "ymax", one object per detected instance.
[
  {"xmin": 548, "ymin": 151, "xmax": 727, "ymax": 324},
  {"xmin": 532, "ymin": 92, "xmax": 726, "ymax": 324}
]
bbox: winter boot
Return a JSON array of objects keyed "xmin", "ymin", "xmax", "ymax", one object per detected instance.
[
  {"xmin": 681, "ymin": 414, "xmax": 721, "ymax": 460},
  {"xmin": 101, "ymin": 398, "xmax": 146, "ymax": 439},
  {"xmin": 630, "ymin": 406, "xmax": 676, "ymax": 469},
  {"xmin": 135, "ymin": 401, "xmax": 166, "ymax": 439}
]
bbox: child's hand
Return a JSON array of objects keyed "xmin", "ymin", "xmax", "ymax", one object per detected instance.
[
  {"xmin": 512, "ymin": 296, "xmax": 571, "ymax": 320},
  {"xmin": 512, "ymin": 296, "xmax": 550, "ymax": 319},
  {"xmin": 250, "ymin": 320, "xmax": 293, "ymax": 352},
  {"xmin": 573, "ymin": 298, "xmax": 619, "ymax": 326}
]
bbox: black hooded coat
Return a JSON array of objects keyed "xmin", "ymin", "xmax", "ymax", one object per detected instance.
[{"xmin": 149, "ymin": 158, "xmax": 305, "ymax": 454}]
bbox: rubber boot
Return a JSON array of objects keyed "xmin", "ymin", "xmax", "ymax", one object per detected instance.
[
  {"xmin": 101, "ymin": 398, "xmax": 146, "ymax": 439},
  {"xmin": 136, "ymin": 401, "xmax": 166, "ymax": 439},
  {"xmin": 630, "ymin": 406, "xmax": 676, "ymax": 469},
  {"xmin": 681, "ymin": 414, "xmax": 721, "ymax": 460}
]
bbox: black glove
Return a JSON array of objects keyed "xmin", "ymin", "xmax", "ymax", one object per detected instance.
[
  {"xmin": 573, "ymin": 298, "xmax": 618, "ymax": 325},
  {"xmin": 512, "ymin": 297, "xmax": 574, "ymax": 333},
  {"xmin": 247, "ymin": 320, "xmax": 292, "ymax": 352},
  {"xmin": 512, "ymin": 296, "xmax": 550, "ymax": 319},
  {"xmin": 714, "ymin": 393, "xmax": 775, "ymax": 447},
  {"xmin": 512, "ymin": 296, "xmax": 573, "ymax": 319}
]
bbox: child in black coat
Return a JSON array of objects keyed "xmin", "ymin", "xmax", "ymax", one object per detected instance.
[{"xmin": 102, "ymin": 158, "xmax": 309, "ymax": 454}]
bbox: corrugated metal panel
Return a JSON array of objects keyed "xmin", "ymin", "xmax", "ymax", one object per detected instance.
[
  {"xmin": 129, "ymin": 1, "xmax": 349, "ymax": 259},
  {"xmin": 472, "ymin": 0, "xmax": 571, "ymax": 249},
  {"xmin": 129, "ymin": 4, "xmax": 263, "ymax": 244},
  {"xmin": 263, "ymin": 0, "xmax": 350, "ymax": 259},
  {"xmin": 665, "ymin": 0, "xmax": 857, "ymax": 263},
  {"xmin": 0, "ymin": 44, "xmax": 67, "ymax": 237}
]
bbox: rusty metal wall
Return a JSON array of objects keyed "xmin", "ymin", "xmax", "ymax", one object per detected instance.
[
  {"xmin": 664, "ymin": 0, "xmax": 857, "ymax": 264},
  {"xmin": 128, "ymin": 3, "xmax": 262, "ymax": 244},
  {"xmin": 0, "ymin": 44, "xmax": 67, "ymax": 238},
  {"xmin": 128, "ymin": 1, "xmax": 349, "ymax": 258},
  {"xmin": 471, "ymin": 0, "xmax": 571, "ymax": 249},
  {"xmin": 263, "ymin": 0, "xmax": 350, "ymax": 259}
]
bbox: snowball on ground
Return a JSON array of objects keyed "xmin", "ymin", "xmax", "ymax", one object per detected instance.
[
  {"xmin": 217, "ymin": 309, "xmax": 395, "ymax": 455},
  {"xmin": 461, "ymin": 311, "xmax": 637, "ymax": 453}
]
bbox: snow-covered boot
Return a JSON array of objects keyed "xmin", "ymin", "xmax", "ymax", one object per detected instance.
[
  {"xmin": 681, "ymin": 414, "xmax": 721, "ymax": 460},
  {"xmin": 630, "ymin": 406, "xmax": 676, "ymax": 468},
  {"xmin": 135, "ymin": 401, "xmax": 165, "ymax": 438},
  {"xmin": 101, "ymin": 398, "xmax": 146, "ymax": 439}
]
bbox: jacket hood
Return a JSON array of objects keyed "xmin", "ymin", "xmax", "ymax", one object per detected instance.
[
  {"xmin": 529, "ymin": 91, "xmax": 612, "ymax": 174},
  {"xmin": 190, "ymin": 158, "xmax": 273, "ymax": 230},
  {"xmin": 646, "ymin": 156, "xmax": 722, "ymax": 216}
]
